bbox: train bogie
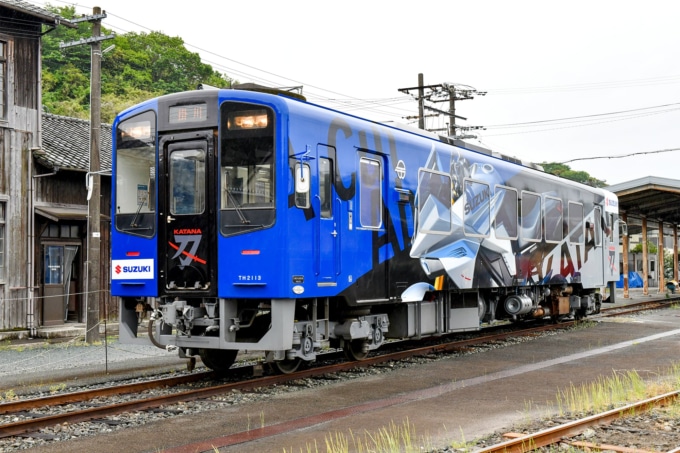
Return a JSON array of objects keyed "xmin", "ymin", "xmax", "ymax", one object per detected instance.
[{"xmin": 113, "ymin": 87, "xmax": 620, "ymax": 373}]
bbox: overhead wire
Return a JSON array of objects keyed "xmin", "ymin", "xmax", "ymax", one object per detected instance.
[
  {"xmin": 28, "ymin": 0, "xmax": 680, "ymax": 141},
  {"xmin": 560, "ymin": 147, "xmax": 680, "ymax": 164},
  {"xmin": 32, "ymin": 0, "xmax": 418, "ymax": 122},
  {"xmin": 483, "ymin": 102, "xmax": 680, "ymax": 129},
  {"xmin": 486, "ymin": 74, "xmax": 680, "ymax": 95},
  {"xmin": 481, "ymin": 106, "xmax": 680, "ymax": 137}
]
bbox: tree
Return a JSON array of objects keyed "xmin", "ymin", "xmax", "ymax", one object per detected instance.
[
  {"xmin": 541, "ymin": 162, "xmax": 607, "ymax": 187},
  {"xmin": 630, "ymin": 241, "xmax": 658, "ymax": 273},
  {"xmin": 41, "ymin": 5, "xmax": 234, "ymax": 122},
  {"xmin": 664, "ymin": 249, "xmax": 676, "ymax": 280},
  {"xmin": 630, "ymin": 241, "xmax": 657, "ymax": 255}
]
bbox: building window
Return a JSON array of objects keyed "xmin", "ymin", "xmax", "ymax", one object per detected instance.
[
  {"xmin": 40, "ymin": 222, "xmax": 81, "ymax": 239},
  {"xmin": 0, "ymin": 202, "xmax": 5, "ymax": 282},
  {"xmin": 0, "ymin": 41, "xmax": 6, "ymax": 120}
]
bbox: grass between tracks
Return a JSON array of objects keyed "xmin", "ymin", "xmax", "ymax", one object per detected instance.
[
  {"xmin": 281, "ymin": 418, "xmax": 459, "ymax": 453},
  {"xmin": 554, "ymin": 363, "xmax": 680, "ymax": 416},
  {"xmin": 281, "ymin": 362, "xmax": 680, "ymax": 453}
]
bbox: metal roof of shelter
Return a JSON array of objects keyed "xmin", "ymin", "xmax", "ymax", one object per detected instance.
[
  {"xmin": 607, "ymin": 176, "xmax": 680, "ymax": 234},
  {"xmin": 34, "ymin": 205, "xmax": 88, "ymax": 221},
  {"xmin": 0, "ymin": 0, "xmax": 76, "ymax": 29}
]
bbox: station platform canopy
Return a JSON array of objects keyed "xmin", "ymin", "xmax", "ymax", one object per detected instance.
[{"xmin": 607, "ymin": 176, "xmax": 680, "ymax": 234}]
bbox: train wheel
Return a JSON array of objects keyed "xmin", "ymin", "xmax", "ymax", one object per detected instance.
[
  {"xmin": 344, "ymin": 340, "xmax": 369, "ymax": 361},
  {"xmin": 272, "ymin": 358, "xmax": 302, "ymax": 374},
  {"xmin": 198, "ymin": 348, "xmax": 238, "ymax": 374}
]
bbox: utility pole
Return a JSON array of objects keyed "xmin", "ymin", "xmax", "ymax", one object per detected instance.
[
  {"xmin": 417, "ymin": 73, "xmax": 425, "ymax": 130},
  {"xmin": 60, "ymin": 7, "xmax": 114, "ymax": 343},
  {"xmin": 399, "ymin": 75, "xmax": 486, "ymax": 138}
]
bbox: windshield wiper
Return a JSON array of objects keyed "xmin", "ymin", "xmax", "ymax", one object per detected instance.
[
  {"xmin": 130, "ymin": 200, "xmax": 145, "ymax": 228},
  {"xmin": 225, "ymin": 187, "xmax": 250, "ymax": 224}
]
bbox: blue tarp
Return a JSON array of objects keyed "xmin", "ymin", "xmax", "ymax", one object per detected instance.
[{"xmin": 617, "ymin": 272, "xmax": 644, "ymax": 288}]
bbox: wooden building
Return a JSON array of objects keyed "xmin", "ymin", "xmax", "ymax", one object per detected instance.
[
  {"xmin": 0, "ymin": 1, "xmax": 116, "ymax": 333},
  {"xmin": 35, "ymin": 113, "xmax": 112, "ymax": 327}
]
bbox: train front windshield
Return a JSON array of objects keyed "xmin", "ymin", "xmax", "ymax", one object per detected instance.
[
  {"xmin": 114, "ymin": 101, "xmax": 276, "ymax": 241},
  {"xmin": 220, "ymin": 102, "xmax": 275, "ymax": 236}
]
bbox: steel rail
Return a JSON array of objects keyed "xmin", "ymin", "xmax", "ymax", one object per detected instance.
[
  {"xmin": 0, "ymin": 323, "xmax": 574, "ymax": 438},
  {"xmin": 0, "ymin": 371, "xmax": 213, "ymax": 415},
  {"xmin": 477, "ymin": 390, "xmax": 680, "ymax": 453},
  {"xmin": 0, "ymin": 299, "xmax": 673, "ymax": 439}
]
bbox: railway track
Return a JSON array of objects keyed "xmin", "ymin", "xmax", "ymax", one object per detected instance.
[
  {"xmin": 479, "ymin": 390, "xmax": 680, "ymax": 452},
  {"xmin": 0, "ymin": 298, "xmax": 675, "ymax": 444}
]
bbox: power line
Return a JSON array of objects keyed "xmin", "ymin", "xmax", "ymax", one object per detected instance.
[
  {"xmin": 36, "ymin": 1, "xmax": 680, "ymax": 131},
  {"xmin": 481, "ymin": 107, "xmax": 680, "ymax": 137},
  {"xmin": 560, "ymin": 147, "xmax": 680, "ymax": 164},
  {"xmin": 484, "ymin": 102, "xmax": 680, "ymax": 129},
  {"xmin": 487, "ymin": 74, "xmax": 680, "ymax": 95},
  {"xmin": 36, "ymin": 1, "xmax": 418, "ymax": 121}
]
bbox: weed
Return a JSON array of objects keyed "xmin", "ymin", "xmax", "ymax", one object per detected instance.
[
  {"xmin": 49, "ymin": 383, "xmax": 67, "ymax": 394},
  {"xmin": 1, "ymin": 389, "xmax": 17, "ymax": 401},
  {"xmin": 309, "ymin": 418, "xmax": 435, "ymax": 453},
  {"xmin": 555, "ymin": 364, "xmax": 680, "ymax": 417}
]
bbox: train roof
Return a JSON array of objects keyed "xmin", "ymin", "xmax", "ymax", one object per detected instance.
[{"xmin": 117, "ymin": 87, "xmax": 597, "ymax": 194}]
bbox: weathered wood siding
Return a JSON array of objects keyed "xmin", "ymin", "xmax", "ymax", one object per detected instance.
[
  {"xmin": 14, "ymin": 36, "xmax": 39, "ymax": 110},
  {"xmin": 0, "ymin": 25, "xmax": 40, "ymax": 329}
]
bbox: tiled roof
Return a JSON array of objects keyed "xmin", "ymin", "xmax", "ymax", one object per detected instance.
[
  {"xmin": 39, "ymin": 113, "xmax": 112, "ymax": 172},
  {"xmin": 0, "ymin": 0, "xmax": 76, "ymax": 28}
]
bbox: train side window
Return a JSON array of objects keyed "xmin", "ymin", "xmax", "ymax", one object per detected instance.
[
  {"xmin": 568, "ymin": 202, "xmax": 584, "ymax": 244},
  {"xmin": 463, "ymin": 179, "xmax": 490, "ymax": 237},
  {"xmin": 416, "ymin": 169, "xmax": 452, "ymax": 234},
  {"xmin": 494, "ymin": 186, "xmax": 518, "ymax": 240},
  {"xmin": 319, "ymin": 158, "xmax": 332, "ymax": 218},
  {"xmin": 359, "ymin": 157, "xmax": 382, "ymax": 228},
  {"xmin": 544, "ymin": 196, "xmax": 563, "ymax": 243},
  {"xmin": 520, "ymin": 191, "xmax": 541, "ymax": 242},
  {"xmin": 294, "ymin": 162, "xmax": 310, "ymax": 209}
]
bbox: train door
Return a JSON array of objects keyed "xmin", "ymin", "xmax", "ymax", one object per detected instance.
[
  {"xmin": 316, "ymin": 145, "xmax": 339, "ymax": 286},
  {"xmin": 590, "ymin": 206, "xmax": 605, "ymax": 284},
  {"xmin": 594, "ymin": 206, "xmax": 619, "ymax": 284},
  {"xmin": 158, "ymin": 131, "xmax": 217, "ymax": 295},
  {"xmin": 604, "ymin": 210, "xmax": 619, "ymax": 281}
]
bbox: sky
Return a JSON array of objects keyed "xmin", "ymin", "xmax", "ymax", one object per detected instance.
[{"xmin": 41, "ymin": 0, "xmax": 680, "ymax": 187}]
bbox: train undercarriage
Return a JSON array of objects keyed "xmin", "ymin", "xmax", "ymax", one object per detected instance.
[{"xmin": 120, "ymin": 281, "xmax": 604, "ymax": 374}]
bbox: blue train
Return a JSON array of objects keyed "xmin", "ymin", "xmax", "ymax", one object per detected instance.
[{"xmin": 113, "ymin": 87, "xmax": 621, "ymax": 373}]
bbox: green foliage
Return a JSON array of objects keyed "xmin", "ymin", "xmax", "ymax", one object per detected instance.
[
  {"xmin": 541, "ymin": 162, "xmax": 607, "ymax": 187},
  {"xmin": 630, "ymin": 240, "xmax": 658, "ymax": 255},
  {"xmin": 664, "ymin": 250, "xmax": 676, "ymax": 279},
  {"xmin": 41, "ymin": 5, "xmax": 234, "ymax": 122}
]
